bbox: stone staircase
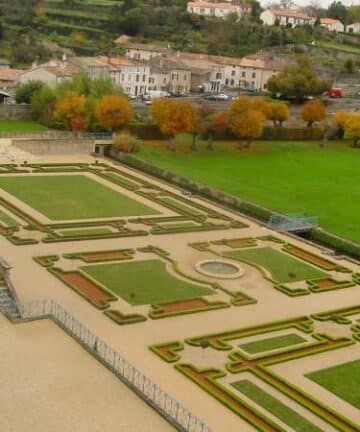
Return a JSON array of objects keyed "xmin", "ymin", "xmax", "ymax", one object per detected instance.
[{"xmin": 0, "ymin": 286, "xmax": 20, "ymax": 319}]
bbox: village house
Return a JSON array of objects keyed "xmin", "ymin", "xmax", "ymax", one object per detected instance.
[
  {"xmin": 347, "ymin": 22, "xmax": 360, "ymax": 34},
  {"xmin": 319, "ymin": 18, "xmax": 344, "ymax": 32},
  {"xmin": 0, "ymin": 68, "xmax": 25, "ymax": 89},
  {"xmin": 125, "ymin": 43, "xmax": 168, "ymax": 62},
  {"xmin": 17, "ymin": 61, "xmax": 80, "ymax": 87},
  {"xmin": 186, "ymin": 1, "xmax": 249, "ymax": 19},
  {"xmin": 260, "ymin": 9, "xmax": 314, "ymax": 27}
]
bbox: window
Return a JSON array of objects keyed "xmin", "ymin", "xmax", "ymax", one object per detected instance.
[
  {"xmin": 252, "ymin": 72, "xmax": 256, "ymax": 78},
  {"xmin": 231, "ymin": 70, "xmax": 235, "ymax": 76},
  {"xmin": 216, "ymin": 72, "xmax": 222, "ymax": 79},
  {"xmin": 242, "ymin": 72, "xmax": 246, "ymax": 77},
  {"xmin": 136, "ymin": 75, "xmax": 139, "ymax": 82},
  {"xmin": 142, "ymin": 75, "xmax": 146, "ymax": 82},
  {"xmin": 230, "ymin": 79, "xmax": 234, "ymax": 86}
]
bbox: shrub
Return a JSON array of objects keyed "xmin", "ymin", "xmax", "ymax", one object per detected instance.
[{"xmin": 113, "ymin": 132, "xmax": 141, "ymax": 153}]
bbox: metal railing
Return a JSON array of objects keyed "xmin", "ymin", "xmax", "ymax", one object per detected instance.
[
  {"xmin": 0, "ymin": 131, "xmax": 112, "ymax": 140},
  {"xmin": 267, "ymin": 213, "xmax": 318, "ymax": 233},
  {"xmin": 0, "ymin": 296, "xmax": 212, "ymax": 432}
]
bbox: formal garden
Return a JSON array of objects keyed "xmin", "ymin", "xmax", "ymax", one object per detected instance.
[{"xmin": 0, "ymin": 155, "xmax": 357, "ymax": 432}]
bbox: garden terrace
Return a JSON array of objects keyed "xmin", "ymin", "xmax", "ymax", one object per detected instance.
[
  {"xmin": 0, "ymin": 163, "xmax": 243, "ymax": 245},
  {"xmin": 151, "ymin": 312, "xmax": 360, "ymax": 432}
]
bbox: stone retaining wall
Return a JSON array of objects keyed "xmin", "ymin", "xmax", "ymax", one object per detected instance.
[
  {"xmin": 12, "ymin": 138, "xmax": 94, "ymax": 155},
  {"xmin": 0, "ymin": 104, "xmax": 33, "ymax": 120}
]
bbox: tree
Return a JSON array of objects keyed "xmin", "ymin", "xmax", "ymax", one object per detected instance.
[
  {"xmin": 31, "ymin": 85, "xmax": 56, "ymax": 127},
  {"xmin": 152, "ymin": 100, "xmax": 194, "ymax": 150},
  {"xmin": 187, "ymin": 105, "xmax": 203, "ymax": 151},
  {"xmin": 344, "ymin": 115, "xmax": 360, "ymax": 148},
  {"xmin": 53, "ymin": 91, "xmax": 87, "ymax": 131},
  {"xmin": 94, "ymin": 95, "xmax": 133, "ymax": 131},
  {"xmin": 229, "ymin": 96, "xmax": 272, "ymax": 120},
  {"xmin": 267, "ymin": 56, "xmax": 331, "ymax": 101},
  {"xmin": 15, "ymin": 80, "xmax": 43, "ymax": 104},
  {"xmin": 230, "ymin": 109, "xmax": 265, "ymax": 149},
  {"xmin": 207, "ymin": 112, "xmax": 228, "ymax": 150},
  {"xmin": 150, "ymin": 98, "xmax": 172, "ymax": 125},
  {"xmin": 268, "ymin": 102, "xmax": 290, "ymax": 127},
  {"xmin": 333, "ymin": 111, "xmax": 353, "ymax": 138},
  {"xmin": 328, "ymin": 1, "xmax": 348, "ymax": 25},
  {"xmin": 300, "ymin": 99, "xmax": 326, "ymax": 127}
]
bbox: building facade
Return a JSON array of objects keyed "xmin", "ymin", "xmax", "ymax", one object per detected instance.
[{"xmin": 186, "ymin": 1, "xmax": 249, "ymax": 19}]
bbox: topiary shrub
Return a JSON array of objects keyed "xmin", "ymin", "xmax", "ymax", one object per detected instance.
[{"xmin": 113, "ymin": 132, "xmax": 141, "ymax": 153}]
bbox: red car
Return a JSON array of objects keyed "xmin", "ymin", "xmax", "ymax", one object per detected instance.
[{"xmin": 326, "ymin": 88, "xmax": 343, "ymax": 98}]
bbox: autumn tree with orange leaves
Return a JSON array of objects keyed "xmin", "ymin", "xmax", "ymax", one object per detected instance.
[
  {"xmin": 94, "ymin": 95, "xmax": 133, "ymax": 131},
  {"xmin": 53, "ymin": 91, "xmax": 87, "ymax": 131},
  {"xmin": 230, "ymin": 109, "xmax": 265, "ymax": 148},
  {"xmin": 206, "ymin": 112, "xmax": 228, "ymax": 150},
  {"xmin": 300, "ymin": 99, "xmax": 326, "ymax": 127},
  {"xmin": 151, "ymin": 99, "xmax": 193, "ymax": 150},
  {"xmin": 268, "ymin": 102, "xmax": 290, "ymax": 127}
]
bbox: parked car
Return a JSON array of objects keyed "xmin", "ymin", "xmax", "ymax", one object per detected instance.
[
  {"xmin": 325, "ymin": 88, "xmax": 343, "ymax": 98},
  {"xmin": 204, "ymin": 93, "xmax": 230, "ymax": 101},
  {"xmin": 142, "ymin": 90, "xmax": 171, "ymax": 101}
]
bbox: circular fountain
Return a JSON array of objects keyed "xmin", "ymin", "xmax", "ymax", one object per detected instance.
[{"xmin": 195, "ymin": 259, "xmax": 244, "ymax": 279}]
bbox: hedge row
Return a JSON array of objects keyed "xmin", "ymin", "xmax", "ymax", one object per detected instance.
[
  {"xmin": 127, "ymin": 123, "xmax": 329, "ymax": 141},
  {"xmin": 310, "ymin": 228, "xmax": 360, "ymax": 260}
]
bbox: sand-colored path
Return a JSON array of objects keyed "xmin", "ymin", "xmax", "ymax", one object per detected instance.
[{"xmin": 0, "ymin": 314, "xmax": 174, "ymax": 432}]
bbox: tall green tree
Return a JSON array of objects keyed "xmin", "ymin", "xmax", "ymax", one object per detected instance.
[{"xmin": 267, "ymin": 56, "xmax": 331, "ymax": 101}]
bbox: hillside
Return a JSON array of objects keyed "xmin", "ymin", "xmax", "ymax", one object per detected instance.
[{"xmin": 0, "ymin": 0, "xmax": 359, "ymax": 79}]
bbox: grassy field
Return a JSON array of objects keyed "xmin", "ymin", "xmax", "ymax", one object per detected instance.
[
  {"xmin": 0, "ymin": 175, "xmax": 158, "ymax": 220},
  {"xmin": 306, "ymin": 359, "xmax": 360, "ymax": 409},
  {"xmin": 137, "ymin": 140, "xmax": 360, "ymax": 243},
  {"xmin": 0, "ymin": 120, "xmax": 47, "ymax": 132},
  {"xmin": 224, "ymin": 247, "xmax": 327, "ymax": 283},
  {"xmin": 59, "ymin": 227, "xmax": 114, "ymax": 237},
  {"xmin": 315, "ymin": 41, "xmax": 360, "ymax": 55},
  {"xmin": 81, "ymin": 259, "xmax": 214, "ymax": 305},
  {"xmin": 239, "ymin": 334, "xmax": 307, "ymax": 354},
  {"xmin": 232, "ymin": 380, "xmax": 323, "ymax": 432}
]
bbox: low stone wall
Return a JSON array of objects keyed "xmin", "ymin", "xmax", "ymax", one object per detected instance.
[
  {"xmin": 0, "ymin": 104, "xmax": 34, "ymax": 120},
  {"xmin": 12, "ymin": 138, "xmax": 94, "ymax": 155}
]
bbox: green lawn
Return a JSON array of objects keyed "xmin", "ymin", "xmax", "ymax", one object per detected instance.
[
  {"xmin": 306, "ymin": 359, "xmax": 360, "ymax": 409},
  {"xmin": 59, "ymin": 227, "xmax": 114, "ymax": 237},
  {"xmin": 0, "ymin": 175, "xmax": 159, "ymax": 220},
  {"xmin": 137, "ymin": 140, "xmax": 360, "ymax": 243},
  {"xmin": 0, "ymin": 209, "xmax": 20, "ymax": 228},
  {"xmin": 0, "ymin": 120, "xmax": 47, "ymax": 132},
  {"xmin": 224, "ymin": 247, "xmax": 327, "ymax": 283},
  {"xmin": 232, "ymin": 380, "xmax": 324, "ymax": 432},
  {"xmin": 315, "ymin": 41, "xmax": 360, "ymax": 55},
  {"xmin": 81, "ymin": 259, "xmax": 214, "ymax": 305},
  {"xmin": 239, "ymin": 333, "xmax": 307, "ymax": 354}
]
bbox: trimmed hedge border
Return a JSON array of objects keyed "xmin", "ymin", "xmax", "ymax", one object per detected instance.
[
  {"xmin": 151, "ymin": 315, "xmax": 358, "ymax": 432},
  {"xmin": 49, "ymin": 267, "xmax": 116, "ymax": 310},
  {"xmin": 149, "ymin": 298, "xmax": 229, "ymax": 320},
  {"xmin": 63, "ymin": 249, "xmax": 135, "ymax": 263},
  {"xmin": 104, "ymin": 309, "xmax": 147, "ymax": 325},
  {"xmin": 150, "ymin": 341, "xmax": 184, "ymax": 363}
]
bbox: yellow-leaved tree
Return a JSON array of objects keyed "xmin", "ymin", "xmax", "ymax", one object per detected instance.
[
  {"xmin": 268, "ymin": 102, "xmax": 290, "ymax": 127},
  {"xmin": 94, "ymin": 95, "xmax": 133, "ymax": 131},
  {"xmin": 151, "ymin": 99, "xmax": 193, "ymax": 150},
  {"xmin": 344, "ymin": 114, "xmax": 360, "ymax": 148},
  {"xmin": 230, "ymin": 109, "xmax": 265, "ymax": 149},
  {"xmin": 53, "ymin": 91, "xmax": 87, "ymax": 131},
  {"xmin": 300, "ymin": 99, "xmax": 326, "ymax": 127}
]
